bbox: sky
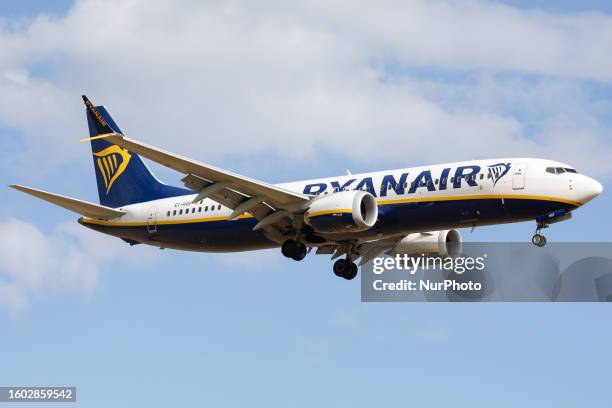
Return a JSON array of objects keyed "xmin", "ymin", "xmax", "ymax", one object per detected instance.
[{"xmin": 1, "ymin": 0, "xmax": 611, "ymax": 406}]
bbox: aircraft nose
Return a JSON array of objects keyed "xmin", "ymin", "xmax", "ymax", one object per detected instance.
[{"xmin": 578, "ymin": 176, "xmax": 603, "ymax": 204}]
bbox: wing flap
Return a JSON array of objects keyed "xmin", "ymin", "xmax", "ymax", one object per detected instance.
[
  {"xmin": 10, "ymin": 185, "xmax": 125, "ymax": 219},
  {"xmin": 180, "ymin": 173, "xmax": 290, "ymax": 242},
  {"xmin": 181, "ymin": 173, "xmax": 277, "ymax": 220}
]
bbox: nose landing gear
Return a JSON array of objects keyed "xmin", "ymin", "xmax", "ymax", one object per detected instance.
[
  {"xmin": 531, "ymin": 210, "xmax": 573, "ymax": 247},
  {"xmin": 532, "ymin": 223, "xmax": 549, "ymax": 247}
]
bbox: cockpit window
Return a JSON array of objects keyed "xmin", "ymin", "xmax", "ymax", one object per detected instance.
[{"xmin": 546, "ymin": 167, "xmax": 578, "ymax": 175}]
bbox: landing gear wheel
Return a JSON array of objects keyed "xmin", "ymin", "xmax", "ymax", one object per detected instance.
[
  {"xmin": 281, "ymin": 240, "xmax": 307, "ymax": 261},
  {"xmin": 292, "ymin": 243, "xmax": 307, "ymax": 261},
  {"xmin": 333, "ymin": 259, "xmax": 350, "ymax": 278},
  {"xmin": 532, "ymin": 234, "xmax": 547, "ymax": 247},
  {"xmin": 282, "ymin": 240, "xmax": 297, "ymax": 258},
  {"xmin": 344, "ymin": 262, "xmax": 358, "ymax": 280},
  {"xmin": 333, "ymin": 259, "xmax": 358, "ymax": 280}
]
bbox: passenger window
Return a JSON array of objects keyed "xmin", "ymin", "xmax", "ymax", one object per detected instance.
[
  {"xmin": 179, "ymin": 209, "xmax": 183, "ymax": 215},
  {"xmin": 198, "ymin": 207, "xmax": 202, "ymax": 212},
  {"xmin": 480, "ymin": 174, "xmax": 484, "ymax": 180},
  {"xmin": 173, "ymin": 210, "xmax": 176, "ymax": 216},
  {"xmin": 218, "ymin": 205, "xmax": 221, "ymax": 210},
  {"xmin": 205, "ymin": 206, "xmax": 208, "ymax": 211},
  {"xmin": 167, "ymin": 211, "xmax": 170, "ymax": 216},
  {"xmin": 192, "ymin": 208, "xmax": 195, "ymax": 213},
  {"xmin": 435, "ymin": 179, "xmax": 439, "ymax": 184}
]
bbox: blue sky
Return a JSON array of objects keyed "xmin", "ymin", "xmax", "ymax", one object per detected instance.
[{"xmin": 1, "ymin": 1, "xmax": 611, "ymax": 406}]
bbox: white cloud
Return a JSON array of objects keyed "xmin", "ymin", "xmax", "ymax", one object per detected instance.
[
  {"xmin": 0, "ymin": 218, "xmax": 154, "ymax": 311},
  {"xmin": 0, "ymin": 0, "xmax": 611, "ymax": 180}
]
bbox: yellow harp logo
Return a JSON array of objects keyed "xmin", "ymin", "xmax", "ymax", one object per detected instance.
[{"xmin": 94, "ymin": 145, "xmax": 132, "ymax": 194}]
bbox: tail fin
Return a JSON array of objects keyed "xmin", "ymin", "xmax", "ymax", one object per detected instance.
[{"xmin": 83, "ymin": 95, "xmax": 190, "ymax": 207}]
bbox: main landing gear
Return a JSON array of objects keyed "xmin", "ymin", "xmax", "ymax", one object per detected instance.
[
  {"xmin": 532, "ymin": 222, "xmax": 549, "ymax": 247},
  {"xmin": 282, "ymin": 239, "xmax": 307, "ymax": 261},
  {"xmin": 333, "ymin": 258, "xmax": 358, "ymax": 280},
  {"xmin": 281, "ymin": 239, "xmax": 358, "ymax": 280}
]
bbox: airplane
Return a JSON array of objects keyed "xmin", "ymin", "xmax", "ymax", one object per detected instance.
[{"xmin": 11, "ymin": 96, "xmax": 603, "ymax": 280}]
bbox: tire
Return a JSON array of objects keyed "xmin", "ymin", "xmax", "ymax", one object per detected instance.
[
  {"xmin": 333, "ymin": 259, "xmax": 350, "ymax": 278},
  {"xmin": 282, "ymin": 240, "xmax": 298, "ymax": 258},
  {"xmin": 343, "ymin": 262, "xmax": 358, "ymax": 280},
  {"xmin": 532, "ymin": 234, "xmax": 546, "ymax": 247},
  {"xmin": 292, "ymin": 243, "xmax": 307, "ymax": 261}
]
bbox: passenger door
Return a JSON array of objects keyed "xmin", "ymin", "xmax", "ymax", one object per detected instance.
[
  {"xmin": 512, "ymin": 163, "xmax": 527, "ymax": 190},
  {"xmin": 146, "ymin": 206, "xmax": 157, "ymax": 233}
]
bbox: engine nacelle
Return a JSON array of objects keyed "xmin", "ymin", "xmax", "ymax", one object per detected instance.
[
  {"xmin": 305, "ymin": 191, "xmax": 378, "ymax": 234},
  {"xmin": 392, "ymin": 230, "xmax": 462, "ymax": 258}
]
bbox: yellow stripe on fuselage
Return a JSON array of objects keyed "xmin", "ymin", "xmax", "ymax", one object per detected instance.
[{"xmin": 80, "ymin": 194, "xmax": 581, "ymax": 228}]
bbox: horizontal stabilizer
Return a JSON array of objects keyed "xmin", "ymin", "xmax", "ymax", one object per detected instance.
[{"xmin": 10, "ymin": 185, "xmax": 125, "ymax": 219}]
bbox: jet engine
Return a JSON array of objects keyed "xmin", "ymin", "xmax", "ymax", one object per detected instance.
[
  {"xmin": 392, "ymin": 230, "xmax": 462, "ymax": 257},
  {"xmin": 305, "ymin": 191, "xmax": 378, "ymax": 234}
]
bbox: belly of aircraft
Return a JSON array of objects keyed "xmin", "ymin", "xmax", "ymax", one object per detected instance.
[{"xmin": 80, "ymin": 196, "xmax": 576, "ymax": 250}]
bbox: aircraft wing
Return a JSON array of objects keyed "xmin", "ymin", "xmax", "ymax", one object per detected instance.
[
  {"xmin": 102, "ymin": 133, "xmax": 309, "ymax": 240},
  {"xmin": 104, "ymin": 133, "xmax": 306, "ymax": 205},
  {"xmin": 10, "ymin": 185, "xmax": 126, "ymax": 219}
]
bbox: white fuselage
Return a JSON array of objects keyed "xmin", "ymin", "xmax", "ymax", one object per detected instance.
[{"xmin": 80, "ymin": 157, "xmax": 602, "ymax": 251}]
